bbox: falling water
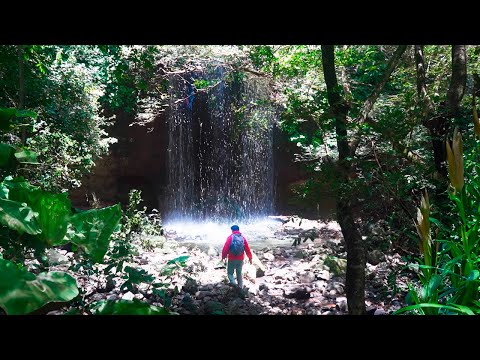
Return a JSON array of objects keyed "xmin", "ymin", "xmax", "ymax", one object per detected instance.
[{"xmin": 165, "ymin": 64, "xmax": 276, "ymax": 226}]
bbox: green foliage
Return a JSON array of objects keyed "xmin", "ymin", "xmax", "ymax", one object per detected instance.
[
  {"xmin": 0, "ymin": 198, "xmax": 41, "ymax": 235},
  {"xmin": 193, "ymin": 79, "xmax": 210, "ymax": 90},
  {"xmin": 0, "ymin": 143, "xmax": 16, "ymax": 170},
  {"xmin": 0, "ymin": 46, "xmax": 116, "ymax": 192},
  {"xmin": 14, "ymin": 148, "xmax": 38, "ymax": 164},
  {"xmin": 120, "ymin": 265, "xmax": 155, "ymax": 292},
  {"xmin": 124, "ymin": 189, "xmax": 144, "ymax": 235},
  {"xmin": 69, "ymin": 204, "xmax": 122, "ymax": 263},
  {"xmin": 160, "ymin": 255, "xmax": 189, "ymax": 276},
  {"xmin": 4, "ymin": 178, "xmax": 71, "ymax": 247},
  {"xmin": 0, "ymin": 257, "xmax": 78, "ymax": 315},
  {"xmin": 90, "ymin": 298, "xmax": 170, "ymax": 315},
  {"xmin": 0, "ymin": 107, "xmax": 37, "ymax": 132},
  {"xmin": 397, "ymin": 129, "xmax": 480, "ymax": 314}
]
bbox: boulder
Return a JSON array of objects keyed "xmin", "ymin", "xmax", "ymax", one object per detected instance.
[
  {"xmin": 251, "ymin": 251, "xmax": 266, "ymax": 277},
  {"xmin": 46, "ymin": 249, "xmax": 69, "ymax": 266},
  {"xmin": 367, "ymin": 249, "xmax": 385, "ymax": 265},
  {"xmin": 299, "ymin": 272, "xmax": 316, "ymax": 283},
  {"xmin": 336, "ymin": 296, "xmax": 348, "ymax": 312},
  {"xmin": 263, "ymin": 252, "xmax": 275, "ymax": 261},
  {"xmin": 122, "ymin": 292, "xmax": 135, "ymax": 301}
]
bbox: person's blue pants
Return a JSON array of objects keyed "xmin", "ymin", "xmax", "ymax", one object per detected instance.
[{"xmin": 227, "ymin": 259, "xmax": 243, "ymax": 288}]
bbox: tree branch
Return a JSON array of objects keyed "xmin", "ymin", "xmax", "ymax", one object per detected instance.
[
  {"xmin": 414, "ymin": 45, "xmax": 434, "ymax": 118},
  {"xmin": 348, "ymin": 45, "xmax": 409, "ymax": 155}
]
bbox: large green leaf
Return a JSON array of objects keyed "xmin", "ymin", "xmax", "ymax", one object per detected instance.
[
  {"xmin": 14, "ymin": 149, "xmax": 39, "ymax": 164},
  {"xmin": 0, "ymin": 181, "xmax": 8, "ymax": 199},
  {"xmin": 15, "ymin": 109, "xmax": 37, "ymax": 120},
  {"xmin": 90, "ymin": 299, "xmax": 170, "ymax": 315},
  {"xmin": 31, "ymin": 192, "xmax": 71, "ymax": 246},
  {"xmin": 5, "ymin": 179, "xmax": 71, "ymax": 246},
  {"xmin": 69, "ymin": 204, "xmax": 122, "ymax": 263},
  {"xmin": 0, "ymin": 198, "xmax": 41, "ymax": 235},
  {"xmin": 0, "ymin": 143, "xmax": 16, "ymax": 169},
  {"xmin": 393, "ymin": 303, "xmax": 475, "ymax": 315},
  {"xmin": 3, "ymin": 177, "xmax": 40, "ymax": 204},
  {"xmin": 0, "ymin": 258, "xmax": 78, "ymax": 315}
]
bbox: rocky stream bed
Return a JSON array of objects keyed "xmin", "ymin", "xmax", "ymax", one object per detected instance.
[{"xmin": 40, "ymin": 216, "xmax": 415, "ymax": 315}]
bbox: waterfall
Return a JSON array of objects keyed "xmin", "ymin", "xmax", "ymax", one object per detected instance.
[{"xmin": 165, "ymin": 64, "xmax": 276, "ymax": 223}]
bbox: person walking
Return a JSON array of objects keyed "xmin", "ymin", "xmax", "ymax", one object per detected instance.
[{"xmin": 221, "ymin": 224, "xmax": 252, "ymax": 290}]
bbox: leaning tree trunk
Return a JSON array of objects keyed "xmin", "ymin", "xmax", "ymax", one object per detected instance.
[{"xmin": 321, "ymin": 45, "xmax": 366, "ymax": 315}]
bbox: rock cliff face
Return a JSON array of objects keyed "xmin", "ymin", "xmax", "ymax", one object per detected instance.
[
  {"xmin": 70, "ymin": 70, "xmax": 334, "ymax": 218},
  {"xmin": 69, "ymin": 110, "xmax": 169, "ymax": 211},
  {"xmin": 69, "ymin": 108, "xmax": 317, "ymax": 216}
]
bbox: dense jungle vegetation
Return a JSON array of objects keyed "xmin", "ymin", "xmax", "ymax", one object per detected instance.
[{"xmin": 1, "ymin": 45, "xmax": 479, "ymax": 315}]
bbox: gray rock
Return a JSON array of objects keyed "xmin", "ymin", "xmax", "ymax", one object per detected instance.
[
  {"xmin": 336, "ymin": 297, "xmax": 348, "ymax": 312},
  {"xmin": 182, "ymin": 278, "xmax": 199, "ymax": 294},
  {"xmin": 195, "ymin": 291, "xmax": 212, "ymax": 299},
  {"xmin": 367, "ymin": 249, "xmax": 385, "ymax": 265},
  {"xmin": 247, "ymin": 286, "xmax": 258, "ymax": 295},
  {"xmin": 263, "ymin": 252, "xmax": 275, "ymax": 261},
  {"xmin": 374, "ymin": 308, "xmax": 387, "ymax": 315},
  {"xmin": 90, "ymin": 293, "xmax": 105, "ymax": 302},
  {"xmin": 317, "ymin": 270, "xmax": 331, "ymax": 281},
  {"xmin": 122, "ymin": 292, "xmax": 135, "ymax": 301},
  {"xmin": 284, "ymin": 287, "xmax": 311, "ymax": 300},
  {"xmin": 310, "ymin": 255, "xmax": 321, "ymax": 264},
  {"xmin": 294, "ymin": 250, "xmax": 307, "ymax": 259},
  {"xmin": 138, "ymin": 257, "xmax": 149, "ymax": 265},
  {"xmin": 251, "ymin": 252, "xmax": 266, "ymax": 277},
  {"xmin": 47, "ymin": 310, "xmax": 64, "ymax": 315},
  {"xmin": 205, "ymin": 301, "xmax": 225, "ymax": 315},
  {"xmin": 333, "ymin": 283, "xmax": 344, "ymax": 295},
  {"xmin": 299, "ymin": 272, "xmax": 316, "ymax": 283},
  {"xmin": 46, "ymin": 249, "xmax": 69, "ymax": 266}
]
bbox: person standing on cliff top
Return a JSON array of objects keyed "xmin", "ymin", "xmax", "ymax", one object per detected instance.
[{"xmin": 221, "ymin": 225, "xmax": 252, "ymax": 289}]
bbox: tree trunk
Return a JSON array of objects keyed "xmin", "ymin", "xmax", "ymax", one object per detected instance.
[
  {"xmin": 321, "ymin": 45, "xmax": 366, "ymax": 315},
  {"xmin": 414, "ymin": 45, "xmax": 434, "ymax": 118},
  {"xmin": 446, "ymin": 45, "xmax": 467, "ymax": 115},
  {"xmin": 417, "ymin": 45, "xmax": 467, "ymax": 176},
  {"xmin": 18, "ymin": 45, "xmax": 25, "ymax": 145}
]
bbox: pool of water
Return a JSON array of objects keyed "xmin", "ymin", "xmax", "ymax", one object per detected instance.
[{"xmin": 163, "ymin": 215, "xmax": 340, "ymax": 251}]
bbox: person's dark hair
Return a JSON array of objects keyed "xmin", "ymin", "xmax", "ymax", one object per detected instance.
[{"xmin": 231, "ymin": 225, "xmax": 240, "ymax": 231}]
